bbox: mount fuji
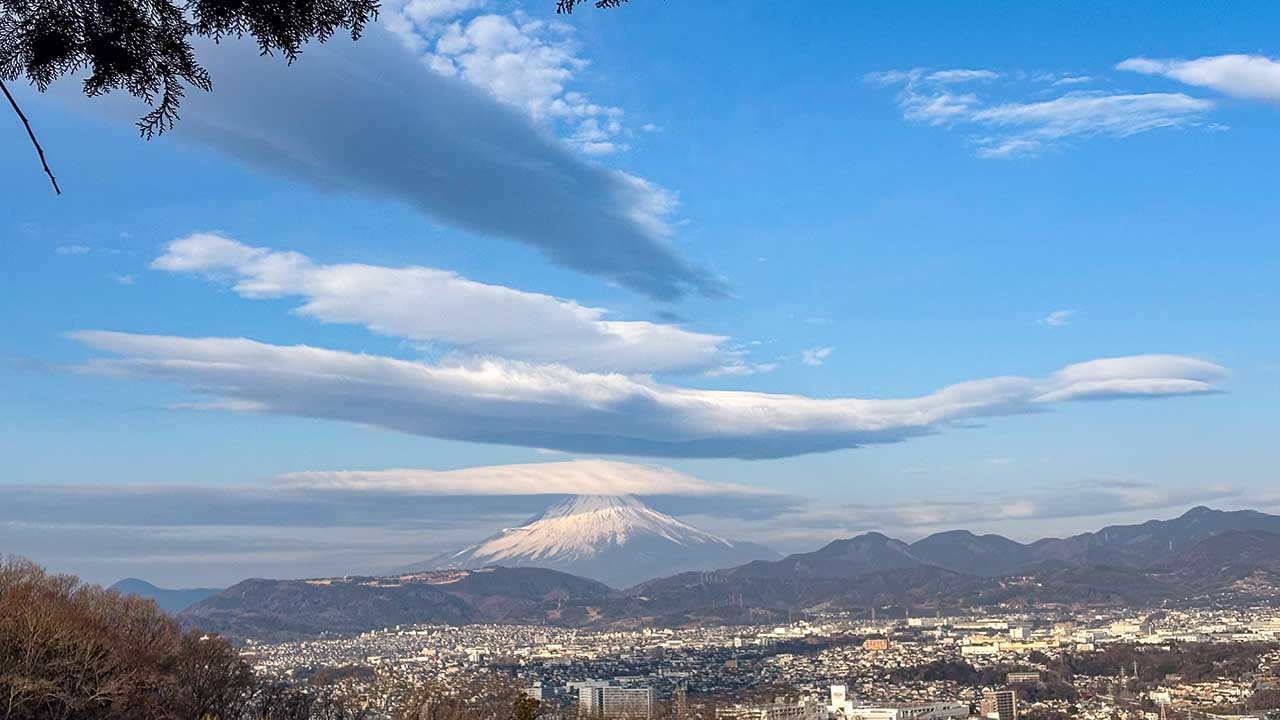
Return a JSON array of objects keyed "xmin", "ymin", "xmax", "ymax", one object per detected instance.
[{"xmin": 399, "ymin": 495, "xmax": 779, "ymax": 588}]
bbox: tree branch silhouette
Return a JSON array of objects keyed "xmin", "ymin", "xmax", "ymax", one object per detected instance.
[{"xmin": 1, "ymin": 78, "xmax": 59, "ymax": 195}]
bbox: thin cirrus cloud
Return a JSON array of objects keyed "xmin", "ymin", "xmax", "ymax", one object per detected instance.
[
  {"xmin": 62, "ymin": 22, "xmax": 722, "ymax": 301},
  {"xmin": 152, "ymin": 233, "xmax": 739, "ymax": 375},
  {"xmin": 70, "ymin": 330, "xmax": 1227, "ymax": 459},
  {"xmin": 800, "ymin": 346, "xmax": 833, "ymax": 366},
  {"xmin": 1119, "ymin": 54, "xmax": 1280, "ymax": 104},
  {"xmin": 1039, "ymin": 309, "xmax": 1075, "ymax": 327},
  {"xmin": 869, "ymin": 67, "xmax": 1216, "ymax": 158}
]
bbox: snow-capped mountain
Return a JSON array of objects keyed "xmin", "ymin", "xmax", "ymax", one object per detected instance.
[{"xmin": 399, "ymin": 495, "xmax": 779, "ymax": 588}]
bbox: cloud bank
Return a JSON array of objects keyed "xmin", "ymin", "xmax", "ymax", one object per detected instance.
[
  {"xmin": 153, "ymin": 233, "xmax": 733, "ymax": 374},
  {"xmin": 106, "ymin": 24, "xmax": 722, "ymax": 300},
  {"xmin": 275, "ymin": 459, "xmax": 771, "ymax": 498},
  {"xmin": 71, "ymin": 330, "xmax": 1227, "ymax": 459},
  {"xmin": 0, "ymin": 459, "xmax": 794, "ymax": 584},
  {"xmin": 718, "ymin": 479, "xmax": 1248, "ymax": 550},
  {"xmin": 3, "ymin": 460, "xmax": 786, "ymax": 529}
]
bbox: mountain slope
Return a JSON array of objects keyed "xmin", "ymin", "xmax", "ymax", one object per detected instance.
[
  {"xmin": 181, "ymin": 566, "xmax": 614, "ymax": 641},
  {"xmin": 176, "ymin": 513, "xmax": 1280, "ymax": 641},
  {"xmin": 401, "ymin": 495, "xmax": 778, "ymax": 588},
  {"xmin": 1147, "ymin": 529, "xmax": 1280, "ymax": 599},
  {"xmin": 909, "ymin": 530, "xmax": 1032, "ymax": 577},
  {"xmin": 1024, "ymin": 506, "xmax": 1280, "ymax": 567},
  {"xmin": 110, "ymin": 578, "xmax": 222, "ymax": 614},
  {"xmin": 624, "ymin": 507, "xmax": 1280, "ymax": 590},
  {"xmin": 728, "ymin": 532, "xmax": 923, "ymax": 580}
]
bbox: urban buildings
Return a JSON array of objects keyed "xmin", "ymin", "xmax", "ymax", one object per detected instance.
[
  {"xmin": 580, "ymin": 685, "xmax": 657, "ymax": 719},
  {"xmin": 980, "ymin": 691, "xmax": 1017, "ymax": 720},
  {"xmin": 847, "ymin": 702, "xmax": 970, "ymax": 720},
  {"xmin": 716, "ymin": 698, "xmax": 827, "ymax": 720}
]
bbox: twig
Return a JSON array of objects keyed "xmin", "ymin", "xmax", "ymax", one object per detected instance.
[{"xmin": 1, "ymin": 78, "xmax": 61, "ymax": 195}]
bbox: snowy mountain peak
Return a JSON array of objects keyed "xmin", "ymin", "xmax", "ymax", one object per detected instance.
[
  {"xmin": 536, "ymin": 494, "xmax": 648, "ymax": 520},
  {"xmin": 400, "ymin": 494, "xmax": 779, "ymax": 588}
]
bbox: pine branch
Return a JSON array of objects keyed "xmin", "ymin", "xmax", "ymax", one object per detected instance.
[{"xmin": 1, "ymin": 78, "xmax": 61, "ymax": 195}]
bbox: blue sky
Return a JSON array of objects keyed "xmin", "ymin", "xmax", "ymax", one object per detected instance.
[{"xmin": 2, "ymin": 1, "xmax": 1278, "ymax": 586}]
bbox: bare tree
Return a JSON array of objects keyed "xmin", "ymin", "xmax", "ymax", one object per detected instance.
[{"xmin": 0, "ymin": 555, "xmax": 372, "ymax": 719}]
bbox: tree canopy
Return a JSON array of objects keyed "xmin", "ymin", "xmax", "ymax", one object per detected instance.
[{"xmin": 1, "ymin": 0, "xmax": 383, "ymax": 193}]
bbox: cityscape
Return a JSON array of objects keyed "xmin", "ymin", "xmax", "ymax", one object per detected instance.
[{"xmin": 239, "ymin": 607, "xmax": 1280, "ymax": 720}]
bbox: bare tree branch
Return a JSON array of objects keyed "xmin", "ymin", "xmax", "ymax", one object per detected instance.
[{"xmin": 0, "ymin": 78, "xmax": 60, "ymax": 195}]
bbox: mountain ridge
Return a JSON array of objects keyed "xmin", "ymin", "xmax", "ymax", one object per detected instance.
[
  {"xmin": 181, "ymin": 566, "xmax": 613, "ymax": 641},
  {"xmin": 110, "ymin": 578, "xmax": 222, "ymax": 614},
  {"xmin": 176, "ymin": 506, "xmax": 1280, "ymax": 642}
]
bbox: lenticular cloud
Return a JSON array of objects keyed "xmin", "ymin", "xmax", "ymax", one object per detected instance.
[{"xmin": 71, "ymin": 330, "xmax": 1226, "ymax": 460}]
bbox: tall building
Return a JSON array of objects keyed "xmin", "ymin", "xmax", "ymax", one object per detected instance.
[
  {"xmin": 580, "ymin": 686, "xmax": 657, "ymax": 720},
  {"xmin": 580, "ymin": 686, "xmax": 603, "ymax": 718},
  {"xmin": 981, "ymin": 691, "xmax": 1017, "ymax": 720}
]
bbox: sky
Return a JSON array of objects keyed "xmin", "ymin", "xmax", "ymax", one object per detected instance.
[{"xmin": 2, "ymin": 0, "xmax": 1279, "ymax": 587}]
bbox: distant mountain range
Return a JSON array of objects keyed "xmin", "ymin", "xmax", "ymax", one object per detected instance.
[
  {"xmin": 705, "ymin": 505, "xmax": 1280, "ymax": 582},
  {"xmin": 178, "ymin": 506, "xmax": 1280, "ymax": 641},
  {"xmin": 110, "ymin": 578, "xmax": 222, "ymax": 614},
  {"xmin": 180, "ymin": 567, "xmax": 613, "ymax": 641},
  {"xmin": 398, "ymin": 494, "xmax": 779, "ymax": 588}
]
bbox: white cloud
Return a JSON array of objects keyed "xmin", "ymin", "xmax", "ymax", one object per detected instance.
[
  {"xmin": 1119, "ymin": 54, "xmax": 1280, "ymax": 104},
  {"xmin": 1037, "ymin": 355, "xmax": 1226, "ymax": 402},
  {"xmin": 387, "ymin": 2, "xmax": 634, "ymax": 154},
  {"xmin": 113, "ymin": 274, "xmax": 135, "ymax": 286},
  {"xmin": 702, "ymin": 361, "xmax": 780, "ymax": 378},
  {"xmin": 1039, "ymin": 309, "xmax": 1075, "ymax": 327},
  {"xmin": 871, "ymin": 68, "xmax": 1216, "ymax": 158},
  {"xmin": 276, "ymin": 458, "xmax": 769, "ymax": 497},
  {"xmin": 61, "ymin": 24, "xmax": 716, "ymax": 300},
  {"xmin": 71, "ymin": 330, "xmax": 1227, "ymax": 459},
  {"xmin": 903, "ymin": 91, "xmax": 981, "ymax": 125},
  {"xmin": 55, "ymin": 245, "xmax": 92, "ymax": 256},
  {"xmin": 800, "ymin": 346, "xmax": 833, "ymax": 366},
  {"xmin": 970, "ymin": 92, "xmax": 1215, "ymax": 158},
  {"xmin": 152, "ymin": 233, "xmax": 732, "ymax": 375},
  {"xmin": 927, "ymin": 69, "xmax": 999, "ymax": 84}
]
